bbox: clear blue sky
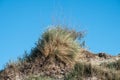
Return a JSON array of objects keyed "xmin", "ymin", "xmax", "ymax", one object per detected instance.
[{"xmin": 0, "ymin": 0, "xmax": 120, "ymax": 69}]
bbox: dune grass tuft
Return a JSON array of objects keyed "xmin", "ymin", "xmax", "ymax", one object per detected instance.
[{"xmin": 37, "ymin": 26, "xmax": 84, "ymax": 64}]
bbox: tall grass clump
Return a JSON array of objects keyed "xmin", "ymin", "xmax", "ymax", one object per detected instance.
[{"xmin": 37, "ymin": 26, "xmax": 84, "ymax": 64}]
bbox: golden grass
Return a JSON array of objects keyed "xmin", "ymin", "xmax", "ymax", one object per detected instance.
[{"xmin": 37, "ymin": 26, "xmax": 84, "ymax": 64}]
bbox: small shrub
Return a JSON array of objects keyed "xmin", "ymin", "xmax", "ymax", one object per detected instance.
[
  {"xmin": 65, "ymin": 62, "xmax": 93, "ymax": 80},
  {"xmin": 106, "ymin": 59, "xmax": 120, "ymax": 70},
  {"xmin": 118, "ymin": 53, "xmax": 120, "ymax": 56}
]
